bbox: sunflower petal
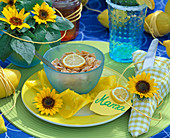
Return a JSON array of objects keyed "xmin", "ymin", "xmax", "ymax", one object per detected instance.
[
  {"xmin": 2, "ymin": 7, "xmax": 12, "ymax": 20},
  {"xmin": 146, "ymin": 73, "xmax": 151, "ymax": 81},
  {"xmin": 10, "ymin": 24, "xmax": 16, "ymax": 30}
]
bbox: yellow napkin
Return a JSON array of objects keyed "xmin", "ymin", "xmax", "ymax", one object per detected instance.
[
  {"xmin": 128, "ymin": 50, "xmax": 170, "ymax": 137},
  {"xmin": 26, "ymin": 70, "xmax": 119, "ymax": 118}
]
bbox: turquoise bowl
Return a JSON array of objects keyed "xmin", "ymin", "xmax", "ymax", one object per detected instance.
[{"xmin": 43, "ymin": 43, "xmax": 105, "ymax": 94}]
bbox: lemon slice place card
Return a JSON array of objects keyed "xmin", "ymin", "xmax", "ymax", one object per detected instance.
[{"xmin": 90, "ymin": 88, "xmax": 132, "ymax": 116}]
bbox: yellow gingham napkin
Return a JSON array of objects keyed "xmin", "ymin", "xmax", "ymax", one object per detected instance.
[{"xmin": 128, "ymin": 50, "xmax": 170, "ymax": 137}]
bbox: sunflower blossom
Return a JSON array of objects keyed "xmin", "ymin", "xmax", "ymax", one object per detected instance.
[
  {"xmin": 2, "ymin": 0, "xmax": 16, "ymax": 9},
  {"xmin": 0, "ymin": 7, "xmax": 30, "ymax": 30},
  {"xmin": 34, "ymin": 87, "xmax": 63, "ymax": 116},
  {"xmin": 32, "ymin": 2, "xmax": 56, "ymax": 24},
  {"xmin": 127, "ymin": 72, "xmax": 159, "ymax": 98}
]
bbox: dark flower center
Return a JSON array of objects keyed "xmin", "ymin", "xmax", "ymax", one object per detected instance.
[
  {"xmin": 8, "ymin": 0, "xmax": 14, "ymax": 6},
  {"xmin": 42, "ymin": 97, "xmax": 55, "ymax": 109},
  {"xmin": 10, "ymin": 17, "xmax": 22, "ymax": 26},
  {"xmin": 39, "ymin": 10, "xmax": 48, "ymax": 19},
  {"xmin": 136, "ymin": 81, "xmax": 150, "ymax": 93}
]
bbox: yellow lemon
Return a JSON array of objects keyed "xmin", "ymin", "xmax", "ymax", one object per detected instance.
[
  {"xmin": 62, "ymin": 54, "xmax": 86, "ymax": 69},
  {"xmin": 144, "ymin": 11, "xmax": 170, "ymax": 37},
  {"xmin": 136, "ymin": 0, "xmax": 155, "ymax": 10},
  {"xmin": 97, "ymin": 9, "xmax": 109, "ymax": 28},
  {"xmin": 163, "ymin": 40, "xmax": 170, "ymax": 58},
  {"xmin": 0, "ymin": 69, "xmax": 21, "ymax": 98},
  {"xmin": 111, "ymin": 87, "xmax": 129, "ymax": 104},
  {"xmin": 82, "ymin": 0, "xmax": 88, "ymax": 6},
  {"xmin": 97, "ymin": 9, "xmax": 129, "ymax": 28},
  {"xmin": 165, "ymin": 0, "xmax": 170, "ymax": 15},
  {"xmin": 0, "ymin": 115, "xmax": 7, "ymax": 134}
]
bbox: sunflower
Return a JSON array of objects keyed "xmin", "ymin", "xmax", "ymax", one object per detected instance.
[
  {"xmin": 34, "ymin": 87, "xmax": 63, "ymax": 116},
  {"xmin": 127, "ymin": 72, "xmax": 159, "ymax": 98},
  {"xmin": 2, "ymin": 0, "xmax": 16, "ymax": 9},
  {"xmin": 32, "ymin": 2, "xmax": 56, "ymax": 24},
  {"xmin": 0, "ymin": 7, "xmax": 30, "ymax": 30}
]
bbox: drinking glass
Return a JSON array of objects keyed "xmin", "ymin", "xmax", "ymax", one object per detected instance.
[{"xmin": 106, "ymin": 0, "xmax": 147, "ymax": 63}]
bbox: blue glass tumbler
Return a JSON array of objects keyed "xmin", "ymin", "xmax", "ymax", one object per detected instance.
[{"xmin": 106, "ymin": 0, "xmax": 147, "ymax": 63}]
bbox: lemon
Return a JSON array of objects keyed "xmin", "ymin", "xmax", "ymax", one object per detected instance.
[
  {"xmin": 82, "ymin": 0, "xmax": 88, "ymax": 6},
  {"xmin": 62, "ymin": 54, "xmax": 86, "ymax": 69},
  {"xmin": 144, "ymin": 11, "xmax": 170, "ymax": 37},
  {"xmin": 165, "ymin": 0, "xmax": 170, "ymax": 15},
  {"xmin": 0, "ymin": 115, "xmax": 7, "ymax": 134},
  {"xmin": 136, "ymin": 0, "xmax": 155, "ymax": 10},
  {"xmin": 0, "ymin": 69, "xmax": 21, "ymax": 98},
  {"xmin": 97, "ymin": 9, "xmax": 109, "ymax": 28},
  {"xmin": 163, "ymin": 40, "xmax": 170, "ymax": 58},
  {"xmin": 111, "ymin": 87, "xmax": 129, "ymax": 104}
]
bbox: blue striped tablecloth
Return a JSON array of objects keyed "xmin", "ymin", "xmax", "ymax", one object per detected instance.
[{"xmin": 0, "ymin": 0, "xmax": 170, "ymax": 137}]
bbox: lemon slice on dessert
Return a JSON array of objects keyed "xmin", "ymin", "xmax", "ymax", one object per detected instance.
[
  {"xmin": 111, "ymin": 87, "xmax": 129, "ymax": 104},
  {"xmin": 136, "ymin": 0, "xmax": 155, "ymax": 10},
  {"xmin": 63, "ymin": 54, "xmax": 86, "ymax": 69}
]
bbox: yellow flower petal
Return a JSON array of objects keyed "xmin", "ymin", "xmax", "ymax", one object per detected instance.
[
  {"xmin": 34, "ymin": 87, "xmax": 63, "ymax": 116},
  {"xmin": 32, "ymin": 2, "xmax": 57, "ymax": 24},
  {"xmin": 10, "ymin": 24, "xmax": 16, "ymax": 30},
  {"xmin": 127, "ymin": 72, "xmax": 159, "ymax": 98}
]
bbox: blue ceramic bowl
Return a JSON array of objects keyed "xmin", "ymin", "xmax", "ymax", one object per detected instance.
[{"xmin": 43, "ymin": 43, "xmax": 105, "ymax": 94}]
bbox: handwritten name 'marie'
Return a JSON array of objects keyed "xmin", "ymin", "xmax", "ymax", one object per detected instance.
[{"xmin": 95, "ymin": 94, "xmax": 125, "ymax": 111}]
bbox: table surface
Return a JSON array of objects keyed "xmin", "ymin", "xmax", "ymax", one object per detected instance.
[{"xmin": 0, "ymin": 0, "xmax": 170, "ymax": 137}]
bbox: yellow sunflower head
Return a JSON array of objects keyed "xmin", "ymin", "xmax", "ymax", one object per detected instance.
[
  {"xmin": 34, "ymin": 87, "xmax": 63, "ymax": 116},
  {"xmin": 127, "ymin": 72, "xmax": 159, "ymax": 98},
  {"xmin": 32, "ymin": 2, "xmax": 57, "ymax": 24},
  {"xmin": 0, "ymin": 7, "xmax": 30, "ymax": 30},
  {"xmin": 2, "ymin": 0, "xmax": 16, "ymax": 9}
]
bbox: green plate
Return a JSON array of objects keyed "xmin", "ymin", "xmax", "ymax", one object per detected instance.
[{"xmin": 0, "ymin": 41, "xmax": 170, "ymax": 138}]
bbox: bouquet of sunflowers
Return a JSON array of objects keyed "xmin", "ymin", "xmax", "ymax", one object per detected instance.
[{"xmin": 0, "ymin": 0, "xmax": 73, "ymax": 64}]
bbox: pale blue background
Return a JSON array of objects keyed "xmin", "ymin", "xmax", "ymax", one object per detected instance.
[{"xmin": 0, "ymin": 0, "xmax": 170, "ymax": 137}]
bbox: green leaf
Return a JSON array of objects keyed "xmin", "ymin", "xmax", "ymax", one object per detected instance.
[
  {"xmin": 45, "ymin": 28, "xmax": 61, "ymax": 47},
  {"xmin": 10, "ymin": 36, "xmax": 35, "ymax": 64},
  {"xmin": 0, "ymin": 22, "xmax": 5, "ymax": 30},
  {"xmin": 20, "ymin": 0, "xmax": 44, "ymax": 11},
  {"xmin": 33, "ymin": 24, "xmax": 47, "ymax": 49},
  {"xmin": 53, "ymin": 16, "xmax": 74, "ymax": 31},
  {"xmin": 0, "ymin": 33, "xmax": 13, "ymax": 61},
  {"xmin": 33, "ymin": 25, "xmax": 47, "ymax": 41},
  {"xmin": 0, "ymin": 2, "xmax": 7, "ymax": 12},
  {"xmin": 23, "ymin": 30, "xmax": 37, "ymax": 40}
]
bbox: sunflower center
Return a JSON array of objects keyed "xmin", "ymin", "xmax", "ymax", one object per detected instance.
[
  {"xmin": 42, "ymin": 97, "xmax": 55, "ymax": 109},
  {"xmin": 10, "ymin": 17, "xmax": 22, "ymax": 26},
  {"xmin": 136, "ymin": 81, "xmax": 150, "ymax": 93},
  {"xmin": 39, "ymin": 10, "xmax": 48, "ymax": 19},
  {"xmin": 8, "ymin": 0, "xmax": 14, "ymax": 6}
]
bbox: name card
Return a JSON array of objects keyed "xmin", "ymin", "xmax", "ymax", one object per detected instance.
[{"xmin": 90, "ymin": 89, "xmax": 132, "ymax": 115}]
